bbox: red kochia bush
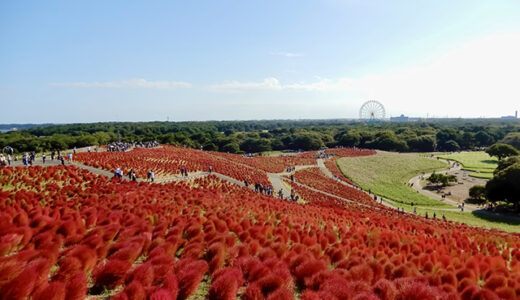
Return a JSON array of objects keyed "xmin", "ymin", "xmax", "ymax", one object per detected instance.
[
  {"xmin": 319, "ymin": 276, "xmax": 354, "ymax": 299},
  {"xmin": 65, "ymin": 271, "xmax": 88, "ymax": 300},
  {"xmin": 294, "ymin": 260, "xmax": 327, "ymax": 287},
  {"xmin": 33, "ymin": 281, "xmax": 66, "ymax": 300},
  {"xmin": 0, "ymin": 258, "xmax": 50, "ymax": 300},
  {"xmin": 92, "ymin": 259, "xmax": 132, "ymax": 291},
  {"xmin": 149, "ymin": 288, "xmax": 175, "ymax": 300},
  {"xmin": 396, "ymin": 281, "xmax": 441, "ymax": 300},
  {"xmin": 483, "ymin": 274, "xmax": 507, "ymax": 290},
  {"xmin": 266, "ymin": 287, "xmax": 294, "ymax": 300},
  {"xmin": 208, "ymin": 267, "xmax": 244, "ymax": 300},
  {"xmin": 373, "ymin": 279, "xmax": 397, "ymax": 300},
  {"xmin": 127, "ymin": 262, "xmax": 155, "ymax": 287},
  {"xmin": 121, "ymin": 280, "xmax": 146, "ymax": 300},
  {"xmin": 176, "ymin": 259, "xmax": 209, "ymax": 300}
]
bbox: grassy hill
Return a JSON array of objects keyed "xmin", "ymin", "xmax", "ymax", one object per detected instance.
[{"xmin": 337, "ymin": 151, "xmax": 449, "ymax": 207}]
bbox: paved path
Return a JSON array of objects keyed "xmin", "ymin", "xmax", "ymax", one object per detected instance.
[
  {"xmin": 407, "ymin": 159, "xmax": 480, "ymax": 212},
  {"xmin": 267, "ymin": 173, "xmax": 292, "ymax": 199},
  {"xmin": 316, "ymin": 158, "xmax": 334, "ymax": 178},
  {"xmin": 316, "ymin": 158, "xmax": 396, "ymax": 209}
]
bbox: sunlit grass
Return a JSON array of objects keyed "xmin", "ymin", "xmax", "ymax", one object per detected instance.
[
  {"xmin": 437, "ymin": 151, "xmax": 497, "ymax": 178},
  {"xmin": 337, "ymin": 151, "xmax": 450, "ymax": 207}
]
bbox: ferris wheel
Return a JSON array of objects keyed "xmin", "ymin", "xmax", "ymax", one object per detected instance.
[{"xmin": 359, "ymin": 100, "xmax": 386, "ymax": 120}]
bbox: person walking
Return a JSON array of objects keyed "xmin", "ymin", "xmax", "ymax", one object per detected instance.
[
  {"xmin": 149, "ymin": 170, "xmax": 154, "ymax": 182},
  {"xmin": 209, "ymin": 165, "xmax": 212, "ymax": 174},
  {"xmin": 51, "ymin": 151, "xmax": 55, "ymax": 161},
  {"xmin": 68, "ymin": 153, "xmax": 73, "ymax": 162},
  {"xmin": 42, "ymin": 153, "xmax": 46, "ymax": 164},
  {"xmin": 7, "ymin": 154, "xmax": 11, "ymax": 166}
]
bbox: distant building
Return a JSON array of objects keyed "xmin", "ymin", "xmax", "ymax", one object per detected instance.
[
  {"xmin": 501, "ymin": 110, "xmax": 518, "ymax": 120},
  {"xmin": 390, "ymin": 114, "xmax": 409, "ymax": 122}
]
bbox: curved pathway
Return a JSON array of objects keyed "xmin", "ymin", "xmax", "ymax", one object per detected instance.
[
  {"xmin": 317, "ymin": 158, "xmax": 396, "ymax": 209},
  {"xmin": 407, "ymin": 159, "xmax": 480, "ymax": 212}
]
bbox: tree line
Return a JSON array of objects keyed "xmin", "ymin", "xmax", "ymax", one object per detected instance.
[{"xmin": 1, "ymin": 119, "xmax": 519, "ymax": 154}]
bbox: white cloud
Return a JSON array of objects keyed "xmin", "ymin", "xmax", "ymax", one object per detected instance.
[
  {"xmin": 217, "ymin": 33, "xmax": 520, "ymax": 116},
  {"xmin": 50, "ymin": 78, "xmax": 192, "ymax": 89},
  {"xmin": 209, "ymin": 77, "xmax": 283, "ymax": 92},
  {"xmin": 269, "ymin": 51, "xmax": 303, "ymax": 57},
  {"xmin": 48, "ymin": 33, "xmax": 520, "ymax": 117}
]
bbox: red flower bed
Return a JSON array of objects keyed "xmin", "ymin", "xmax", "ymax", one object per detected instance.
[
  {"xmin": 324, "ymin": 159, "xmax": 354, "ymax": 185},
  {"xmin": 325, "ymin": 147, "xmax": 376, "ymax": 158},
  {"xmin": 0, "ymin": 165, "xmax": 519, "ymax": 299},
  {"xmin": 75, "ymin": 146, "xmax": 271, "ymax": 186},
  {"xmin": 293, "ymin": 167, "xmax": 380, "ymax": 207},
  {"xmin": 209, "ymin": 151, "xmax": 317, "ymax": 173}
]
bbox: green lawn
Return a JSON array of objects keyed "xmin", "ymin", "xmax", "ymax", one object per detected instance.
[
  {"xmin": 337, "ymin": 152, "xmax": 450, "ymax": 207},
  {"xmin": 338, "ymin": 151, "xmax": 520, "ymax": 232},
  {"xmin": 437, "ymin": 151, "xmax": 497, "ymax": 178},
  {"xmin": 406, "ymin": 206, "xmax": 520, "ymax": 233}
]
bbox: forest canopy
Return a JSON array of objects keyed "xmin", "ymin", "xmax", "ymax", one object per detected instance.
[{"xmin": 1, "ymin": 119, "xmax": 519, "ymax": 154}]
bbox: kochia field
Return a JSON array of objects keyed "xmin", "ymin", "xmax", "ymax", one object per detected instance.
[{"xmin": 0, "ymin": 147, "xmax": 519, "ymax": 300}]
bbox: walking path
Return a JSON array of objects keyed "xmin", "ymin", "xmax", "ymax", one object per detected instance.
[
  {"xmin": 7, "ymin": 150, "xmax": 520, "ymax": 230},
  {"xmin": 7, "ymin": 153, "xmax": 507, "ymax": 215},
  {"xmin": 407, "ymin": 159, "xmax": 480, "ymax": 212},
  {"xmin": 267, "ymin": 173, "xmax": 292, "ymax": 199},
  {"xmin": 317, "ymin": 158, "xmax": 396, "ymax": 208}
]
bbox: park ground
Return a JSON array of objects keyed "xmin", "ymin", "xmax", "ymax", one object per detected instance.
[
  {"xmin": 437, "ymin": 151, "xmax": 498, "ymax": 179},
  {"xmin": 337, "ymin": 151, "xmax": 520, "ymax": 232},
  {"xmin": 5, "ymin": 147, "xmax": 519, "ymax": 232}
]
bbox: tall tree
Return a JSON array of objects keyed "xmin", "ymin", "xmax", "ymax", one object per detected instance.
[{"xmin": 486, "ymin": 143, "xmax": 519, "ymax": 160}]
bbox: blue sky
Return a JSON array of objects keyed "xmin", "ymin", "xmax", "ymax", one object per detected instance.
[{"xmin": 1, "ymin": 0, "xmax": 520, "ymax": 123}]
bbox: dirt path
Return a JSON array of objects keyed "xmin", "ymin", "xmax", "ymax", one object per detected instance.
[
  {"xmin": 267, "ymin": 173, "xmax": 292, "ymax": 199},
  {"xmin": 407, "ymin": 159, "xmax": 481, "ymax": 212},
  {"xmin": 316, "ymin": 158, "xmax": 397, "ymax": 209}
]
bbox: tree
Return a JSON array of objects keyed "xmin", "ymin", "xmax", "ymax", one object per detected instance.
[
  {"xmin": 270, "ymin": 139, "xmax": 285, "ymax": 151},
  {"xmin": 495, "ymin": 155, "xmax": 520, "ymax": 174},
  {"xmin": 407, "ymin": 135, "xmax": 436, "ymax": 152},
  {"xmin": 475, "ymin": 131, "xmax": 495, "ymax": 147},
  {"xmin": 486, "ymin": 143, "xmax": 519, "ymax": 160},
  {"xmin": 460, "ymin": 132, "xmax": 475, "ymax": 149},
  {"xmin": 203, "ymin": 143, "xmax": 218, "ymax": 151},
  {"xmin": 337, "ymin": 132, "xmax": 361, "ymax": 147},
  {"xmin": 367, "ymin": 131, "xmax": 408, "ymax": 152},
  {"xmin": 469, "ymin": 185, "xmax": 486, "ymax": 204},
  {"xmin": 436, "ymin": 129, "xmax": 461, "ymax": 150},
  {"xmin": 292, "ymin": 134, "xmax": 323, "ymax": 151},
  {"xmin": 427, "ymin": 172, "xmax": 457, "ymax": 187},
  {"xmin": 75, "ymin": 135, "xmax": 98, "ymax": 148},
  {"xmin": 486, "ymin": 162, "xmax": 520, "ymax": 210},
  {"xmin": 240, "ymin": 138, "xmax": 271, "ymax": 153},
  {"xmin": 92, "ymin": 131, "xmax": 114, "ymax": 145},
  {"xmin": 221, "ymin": 142, "xmax": 240, "ymax": 153},
  {"xmin": 500, "ymin": 132, "xmax": 520, "ymax": 150},
  {"xmin": 442, "ymin": 140, "xmax": 461, "ymax": 152}
]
